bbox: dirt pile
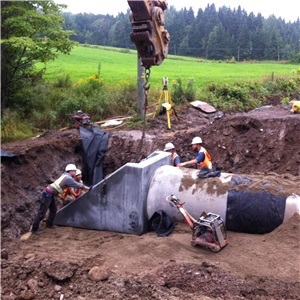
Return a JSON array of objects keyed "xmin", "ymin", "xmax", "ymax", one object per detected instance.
[{"xmin": 1, "ymin": 104, "xmax": 300, "ymax": 299}]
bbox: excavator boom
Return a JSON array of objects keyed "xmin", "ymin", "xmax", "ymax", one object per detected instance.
[{"xmin": 127, "ymin": 0, "xmax": 170, "ymax": 68}]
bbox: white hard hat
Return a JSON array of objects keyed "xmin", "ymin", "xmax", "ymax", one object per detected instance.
[
  {"xmin": 65, "ymin": 164, "xmax": 77, "ymax": 172},
  {"xmin": 191, "ymin": 137, "xmax": 202, "ymax": 145},
  {"xmin": 164, "ymin": 142, "xmax": 175, "ymax": 151},
  {"xmin": 75, "ymin": 169, "xmax": 82, "ymax": 176}
]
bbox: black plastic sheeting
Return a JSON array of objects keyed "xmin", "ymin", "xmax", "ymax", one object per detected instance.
[
  {"xmin": 80, "ymin": 126, "xmax": 109, "ymax": 185},
  {"xmin": 226, "ymin": 175, "xmax": 286, "ymax": 234},
  {"xmin": 197, "ymin": 167, "xmax": 222, "ymax": 178},
  {"xmin": 148, "ymin": 210, "xmax": 176, "ymax": 237}
]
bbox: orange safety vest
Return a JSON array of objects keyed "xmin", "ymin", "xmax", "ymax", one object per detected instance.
[
  {"xmin": 74, "ymin": 188, "xmax": 82, "ymax": 197},
  {"xmin": 57, "ymin": 178, "xmax": 83, "ymax": 200},
  {"xmin": 73, "ymin": 179, "xmax": 84, "ymax": 198},
  {"xmin": 199, "ymin": 147, "xmax": 212, "ymax": 169},
  {"xmin": 58, "ymin": 187, "xmax": 73, "ymax": 201}
]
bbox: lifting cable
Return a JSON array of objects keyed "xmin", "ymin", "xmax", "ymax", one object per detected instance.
[{"xmin": 135, "ymin": 67, "xmax": 151, "ymax": 163}]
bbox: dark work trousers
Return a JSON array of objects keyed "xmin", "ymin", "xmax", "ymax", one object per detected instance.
[{"xmin": 32, "ymin": 191, "xmax": 57, "ymax": 231}]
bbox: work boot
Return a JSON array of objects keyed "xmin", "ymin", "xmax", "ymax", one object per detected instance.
[{"xmin": 32, "ymin": 229, "xmax": 43, "ymax": 235}]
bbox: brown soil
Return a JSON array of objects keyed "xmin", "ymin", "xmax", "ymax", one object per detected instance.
[{"xmin": 1, "ymin": 103, "xmax": 300, "ymax": 299}]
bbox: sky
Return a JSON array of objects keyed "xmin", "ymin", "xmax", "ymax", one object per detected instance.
[{"xmin": 56, "ymin": 0, "xmax": 299, "ymax": 22}]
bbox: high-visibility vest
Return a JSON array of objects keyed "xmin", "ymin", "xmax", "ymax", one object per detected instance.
[
  {"xmin": 50, "ymin": 175, "xmax": 67, "ymax": 195},
  {"xmin": 74, "ymin": 188, "xmax": 82, "ymax": 197},
  {"xmin": 74, "ymin": 179, "xmax": 83, "ymax": 197},
  {"xmin": 58, "ymin": 187, "xmax": 71, "ymax": 201},
  {"xmin": 171, "ymin": 152, "xmax": 179, "ymax": 166},
  {"xmin": 199, "ymin": 147, "xmax": 212, "ymax": 169}
]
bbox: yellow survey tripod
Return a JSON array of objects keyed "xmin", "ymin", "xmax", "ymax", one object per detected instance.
[{"xmin": 153, "ymin": 77, "xmax": 178, "ymax": 129}]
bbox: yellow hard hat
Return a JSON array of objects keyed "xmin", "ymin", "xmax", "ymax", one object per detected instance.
[{"xmin": 291, "ymin": 101, "xmax": 300, "ymax": 113}]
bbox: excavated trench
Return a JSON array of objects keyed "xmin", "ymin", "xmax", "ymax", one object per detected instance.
[
  {"xmin": 1, "ymin": 106, "xmax": 300, "ymax": 300},
  {"xmin": 1, "ymin": 106, "xmax": 300, "ymax": 240}
]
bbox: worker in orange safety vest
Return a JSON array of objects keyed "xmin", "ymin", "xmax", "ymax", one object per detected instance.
[
  {"xmin": 61, "ymin": 169, "xmax": 86, "ymax": 206},
  {"xmin": 31, "ymin": 164, "xmax": 92, "ymax": 234},
  {"xmin": 178, "ymin": 136, "xmax": 212, "ymax": 169}
]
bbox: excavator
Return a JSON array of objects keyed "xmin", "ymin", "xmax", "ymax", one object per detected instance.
[
  {"xmin": 127, "ymin": 0, "xmax": 170, "ymax": 69},
  {"xmin": 127, "ymin": 1, "xmax": 171, "ymax": 139}
]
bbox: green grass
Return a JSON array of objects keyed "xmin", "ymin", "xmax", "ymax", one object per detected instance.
[
  {"xmin": 4, "ymin": 44, "xmax": 298, "ymax": 143},
  {"xmin": 39, "ymin": 45, "xmax": 299, "ymax": 91}
]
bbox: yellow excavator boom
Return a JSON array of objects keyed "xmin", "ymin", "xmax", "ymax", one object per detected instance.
[{"xmin": 127, "ymin": 0, "xmax": 170, "ymax": 68}]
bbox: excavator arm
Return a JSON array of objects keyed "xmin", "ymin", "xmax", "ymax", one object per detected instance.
[{"xmin": 127, "ymin": 0, "xmax": 170, "ymax": 69}]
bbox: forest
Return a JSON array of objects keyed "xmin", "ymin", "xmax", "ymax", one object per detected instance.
[{"xmin": 62, "ymin": 3, "xmax": 300, "ymax": 61}]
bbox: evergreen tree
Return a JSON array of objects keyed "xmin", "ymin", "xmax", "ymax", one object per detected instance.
[
  {"xmin": 262, "ymin": 16, "xmax": 284, "ymax": 60},
  {"xmin": 207, "ymin": 23, "xmax": 232, "ymax": 59},
  {"xmin": 237, "ymin": 20, "xmax": 252, "ymax": 60}
]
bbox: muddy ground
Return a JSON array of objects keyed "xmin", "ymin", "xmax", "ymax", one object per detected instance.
[{"xmin": 1, "ymin": 102, "xmax": 300, "ymax": 299}]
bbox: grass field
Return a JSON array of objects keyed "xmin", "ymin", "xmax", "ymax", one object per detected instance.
[
  {"xmin": 4, "ymin": 45, "xmax": 299, "ymax": 143},
  {"xmin": 39, "ymin": 45, "xmax": 299, "ymax": 90}
]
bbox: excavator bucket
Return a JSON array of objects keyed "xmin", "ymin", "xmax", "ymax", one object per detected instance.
[{"xmin": 127, "ymin": 0, "xmax": 170, "ymax": 68}]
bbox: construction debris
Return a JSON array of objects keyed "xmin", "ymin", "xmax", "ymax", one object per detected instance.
[{"xmin": 190, "ymin": 100, "xmax": 217, "ymax": 113}]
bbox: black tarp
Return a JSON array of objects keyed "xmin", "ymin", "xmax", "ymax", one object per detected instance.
[
  {"xmin": 226, "ymin": 189, "xmax": 286, "ymax": 234},
  {"xmin": 197, "ymin": 167, "xmax": 222, "ymax": 178},
  {"xmin": 148, "ymin": 210, "xmax": 175, "ymax": 237},
  {"xmin": 80, "ymin": 126, "xmax": 109, "ymax": 185}
]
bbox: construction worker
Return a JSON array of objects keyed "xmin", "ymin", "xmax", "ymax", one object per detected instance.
[
  {"xmin": 62, "ymin": 169, "xmax": 85, "ymax": 206},
  {"xmin": 31, "ymin": 164, "xmax": 92, "ymax": 235},
  {"xmin": 73, "ymin": 169, "xmax": 85, "ymax": 197},
  {"xmin": 164, "ymin": 142, "xmax": 181, "ymax": 167},
  {"xmin": 178, "ymin": 137, "xmax": 212, "ymax": 169}
]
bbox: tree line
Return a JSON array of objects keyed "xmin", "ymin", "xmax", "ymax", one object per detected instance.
[{"xmin": 62, "ymin": 4, "xmax": 300, "ymax": 61}]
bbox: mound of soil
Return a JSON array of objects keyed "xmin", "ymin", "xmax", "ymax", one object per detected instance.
[{"xmin": 1, "ymin": 104, "xmax": 300, "ymax": 299}]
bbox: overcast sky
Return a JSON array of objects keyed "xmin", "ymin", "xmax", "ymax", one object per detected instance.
[{"xmin": 56, "ymin": 0, "xmax": 299, "ymax": 22}]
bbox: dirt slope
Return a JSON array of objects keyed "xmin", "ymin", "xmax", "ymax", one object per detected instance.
[{"xmin": 1, "ymin": 104, "xmax": 300, "ymax": 299}]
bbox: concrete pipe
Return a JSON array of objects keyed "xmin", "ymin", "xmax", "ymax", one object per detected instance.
[{"xmin": 147, "ymin": 165, "xmax": 300, "ymax": 234}]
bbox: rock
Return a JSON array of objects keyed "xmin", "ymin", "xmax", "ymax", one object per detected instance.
[
  {"xmin": 20, "ymin": 289, "xmax": 35, "ymax": 300},
  {"xmin": 54, "ymin": 285, "xmax": 62, "ymax": 292},
  {"xmin": 44, "ymin": 262, "xmax": 75, "ymax": 281},
  {"xmin": 27, "ymin": 279, "xmax": 38, "ymax": 292},
  {"xmin": 24, "ymin": 253, "xmax": 35, "ymax": 260},
  {"xmin": 88, "ymin": 266, "xmax": 109, "ymax": 282}
]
